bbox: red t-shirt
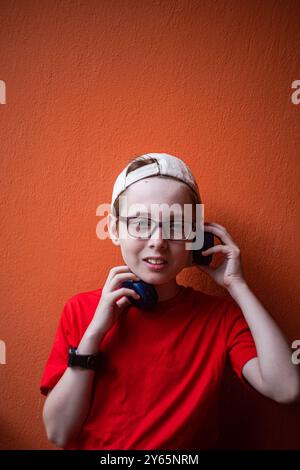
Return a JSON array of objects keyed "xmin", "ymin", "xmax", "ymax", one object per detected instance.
[{"xmin": 40, "ymin": 285, "xmax": 257, "ymax": 450}]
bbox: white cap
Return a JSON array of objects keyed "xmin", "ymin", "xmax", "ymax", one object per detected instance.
[{"xmin": 111, "ymin": 153, "xmax": 201, "ymax": 213}]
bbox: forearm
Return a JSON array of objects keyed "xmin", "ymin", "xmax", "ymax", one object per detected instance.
[
  {"xmin": 43, "ymin": 324, "xmax": 104, "ymax": 448},
  {"xmin": 228, "ymin": 281, "xmax": 300, "ymax": 400}
]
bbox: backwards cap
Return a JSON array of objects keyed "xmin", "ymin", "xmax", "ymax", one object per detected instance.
[{"xmin": 111, "ymin": 152, "xmax": 201, "ymax": 213}]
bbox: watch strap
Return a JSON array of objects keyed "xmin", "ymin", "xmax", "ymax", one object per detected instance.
[{"xmin": 68, "ymin": 346, "xmax": 103, "ymax": 370}]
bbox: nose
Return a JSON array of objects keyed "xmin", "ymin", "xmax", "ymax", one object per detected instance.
[{"xmin": 148, "ymin": 222, "xmax": 168, "ymax": 247}]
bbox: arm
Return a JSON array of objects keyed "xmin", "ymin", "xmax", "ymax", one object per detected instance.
[
  {"xmin": 42, "ymin": 322, "xmax": 104, "ymax": 448},
  {"xmin": 228, "ymin": 281, "xmax": 300, "ymax": 404},
  {"xmin": 42, "ymin": 266, "xmax": 140, "ymax": 448},
  {"xmin": 200, "ymin": 221, "xmax": 300, "ymax": 404}
]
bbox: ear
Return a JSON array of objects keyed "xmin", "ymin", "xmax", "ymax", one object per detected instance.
[{"xmin": 107, "ymin": 213, "xmax": 120, "ymax": 246}]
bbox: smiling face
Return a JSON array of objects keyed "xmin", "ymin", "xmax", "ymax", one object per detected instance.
[{"xmin": 108, "ymin": 176, "xmax": 197, "ymax": 301}]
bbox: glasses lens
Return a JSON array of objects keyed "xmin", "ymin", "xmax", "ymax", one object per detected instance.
[
  {"xmin": 167, "ymin": 221, "xmax": 193, "ymax": 240},
  {"xmin": 128, "ymin": 217, "xmax": 155, "ymax": 238},
  {"xmin": 127, "ymin": 217, "xmax": 195, "ymax": 240}
]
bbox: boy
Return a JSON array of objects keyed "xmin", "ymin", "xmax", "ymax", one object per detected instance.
[{"xmin": 40, "ymin": 153, "xmax": 300, "ymax": 450}]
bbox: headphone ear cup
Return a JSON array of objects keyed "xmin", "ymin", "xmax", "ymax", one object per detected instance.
[
  {"xmin": 192, "ymin": 231, "xmax": 214, "ymax": 266},
  {"xmin": 121, "ymin": 280, "xmax": 158, "ymax": 310}
]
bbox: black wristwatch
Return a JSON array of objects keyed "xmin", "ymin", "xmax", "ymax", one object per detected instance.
[{"xmin": 68, "ymin": 346, "xmax": 103, "ymax": 370}]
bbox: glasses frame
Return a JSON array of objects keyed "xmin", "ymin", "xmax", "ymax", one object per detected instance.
[{"xmin": 118, "ymin": 215, "xmax": 196, "ymax": 241}]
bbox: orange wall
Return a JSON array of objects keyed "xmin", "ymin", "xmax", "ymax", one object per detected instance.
[{"xmin": 0, "ymin": 0, "xmax": 299, "ymax": 450}]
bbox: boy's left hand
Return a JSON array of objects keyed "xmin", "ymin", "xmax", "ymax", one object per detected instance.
[{"xmin": 197, "ymin": 222, "xmax": 246, "ymax": 290}]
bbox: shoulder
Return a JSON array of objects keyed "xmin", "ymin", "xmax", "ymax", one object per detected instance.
[
  {"xmin": 59, "ymin": 287, "xmax": 103, "ymax": 328},
  {"xmin": 66, "ymin": 287, "xmax": 103, "ymax": 307}
]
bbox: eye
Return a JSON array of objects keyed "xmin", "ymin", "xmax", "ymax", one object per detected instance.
[
  {"xmin": 129, "ymin": 218, "xmax": 152, "ymax": 233},
  {"xmin": 132, "ymin": 218, "xmax": 149, "ymax": 226}
]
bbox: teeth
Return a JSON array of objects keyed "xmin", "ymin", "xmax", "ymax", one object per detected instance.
[{"xmin": 146, "ymin": 258, "xmax": 166, "ymax": 265}]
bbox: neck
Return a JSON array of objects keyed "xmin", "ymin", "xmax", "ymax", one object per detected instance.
[{"xmin": 154, "ymin": 280, "xmax": 182, "ymax": 302}]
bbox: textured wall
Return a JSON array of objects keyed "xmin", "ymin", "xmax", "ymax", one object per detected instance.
[{"xmin": 0, "ymin": 0, "xmax": 299, "ymax": 450}]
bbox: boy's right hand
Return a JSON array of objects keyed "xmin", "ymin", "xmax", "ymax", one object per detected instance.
[{"xmin": 90, "ymin": 265, "xmax": 141, "ymax": 335}]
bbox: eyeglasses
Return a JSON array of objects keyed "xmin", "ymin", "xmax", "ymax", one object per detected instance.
[{"xmin": 118, "ymin": 216, "xmax": 196, "ymax": 241}]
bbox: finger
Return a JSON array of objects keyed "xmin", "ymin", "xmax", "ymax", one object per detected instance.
[
  {"xmin": 205, "ymin": 222, "xmax": 226, "ymax": 230},
  {"xmin": 111, "ymin": 287, "xmax": 140, "ymax": 302},
  {"xmin": 203, "ymin": 225, "xmax": 237, "ymax": 247},
  {"xmin": 116, "ymin": 296, "xmax": 131, "ymax": 309},
  {"xmin": 204, "ymin": 223, "xmax": 228, "ymax": 234},
  {"xmin": 106, "ymin": 265, "xmax": 133, "ymax": 283},
  {"xmin": 110, "ymin": 272, "xmax": 141, "ymax": 290},
  {"xmin": 202, "ymin": 244, "xmax": 232, "ymax": 255}
]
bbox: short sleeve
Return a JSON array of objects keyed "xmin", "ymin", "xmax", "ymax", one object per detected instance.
[
  {"xmin": 40, "ymin": 300, "xmax": 76, "ymax": 396},
  {"xmin": 223, "ymin": 299, "xmax": 258, "ymax": 389}
]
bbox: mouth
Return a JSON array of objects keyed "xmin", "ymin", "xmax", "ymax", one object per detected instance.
[{"xmin": 143, "ymin": 257, "xmax": 168, "ymax": 271}]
